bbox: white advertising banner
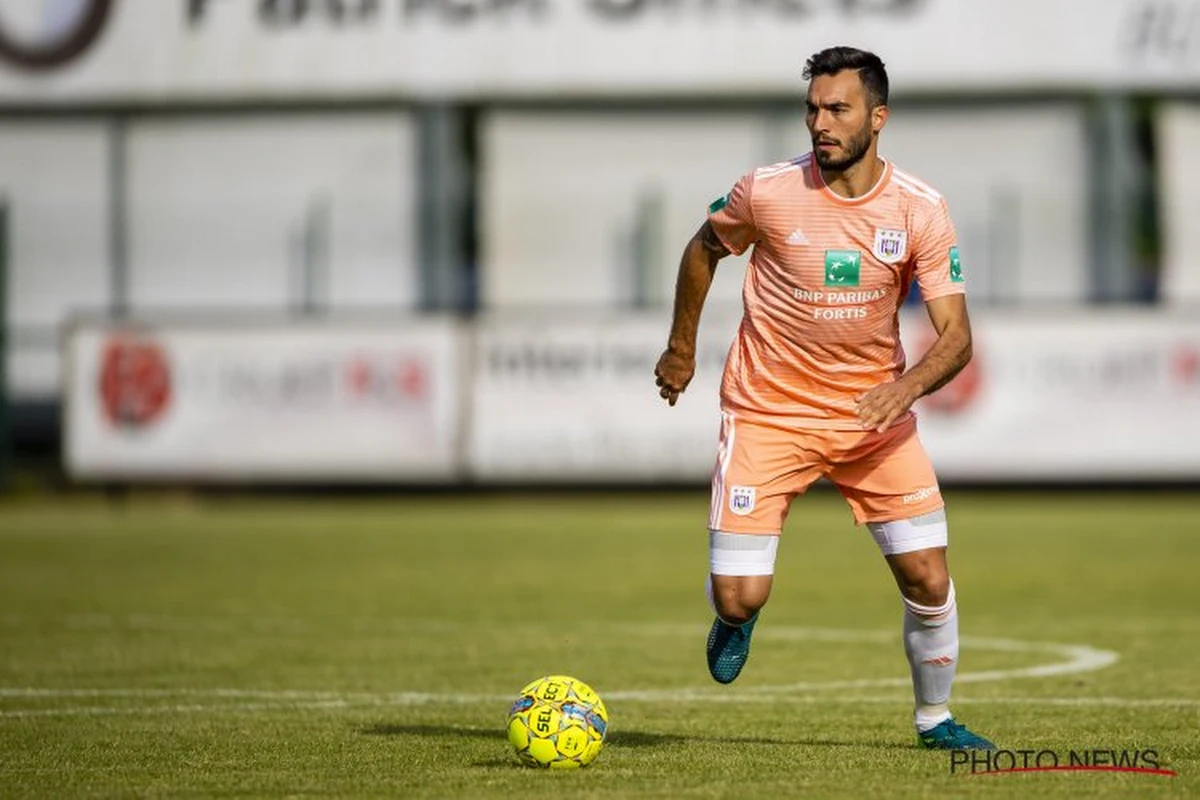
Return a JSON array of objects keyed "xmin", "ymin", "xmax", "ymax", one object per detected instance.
[
  {"xmin": 1, "ymin": 0, "xmax": 1197, "ymax": 101},
  {"xmin": 469, "ymin": 312, "xmax": 740, "ymax": 481},
  {"xmin": 1158, "ymin": 103, "xmax": 1200, "ymax": 305},
  {"xmin": 902, "ymin": 311, "xmax": 1200, "ymax": 480},
  {"xmin": 471, "ymin": 311, "xmax": 1200, "ymax": 482},
  {"xmin": 60, "ymin": 312, "xmax": 1200, "ymax": 483},
  {"xmin": 64, "ymin": 319, "xmax": 463, "ymax": 481}
]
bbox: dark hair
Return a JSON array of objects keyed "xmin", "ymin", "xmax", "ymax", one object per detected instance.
[{"xmin": 802, "ymin": 46, "xmax": 889, "ymax": 108}]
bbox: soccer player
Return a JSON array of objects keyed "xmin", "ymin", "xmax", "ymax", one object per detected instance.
[{"xmin": 653, "ymin": 46, "xmax": 995, "ymax": 751}]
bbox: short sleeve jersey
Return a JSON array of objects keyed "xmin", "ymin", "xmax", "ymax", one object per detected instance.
[{"xmin": 707, "ymin": 154, "xmax": 965, "ymax": 429}]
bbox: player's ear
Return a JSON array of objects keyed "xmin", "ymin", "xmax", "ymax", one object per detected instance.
[{"xmin": 872, "ymin": 104, "xmax": 889, "ymax": 135}]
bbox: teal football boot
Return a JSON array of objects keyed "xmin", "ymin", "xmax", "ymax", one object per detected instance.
[
  {"xmin": 705, "ymin": 614, "xmax": 758, "ymax": 684},
  {"xmin": 918, "ymin": 718, "xmax": 997, "ymax": 750}
]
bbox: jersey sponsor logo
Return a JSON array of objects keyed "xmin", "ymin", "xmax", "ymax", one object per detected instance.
[
  {"xmin": 824, "ymin": 250, "xmax": 861, "ymax": 287},
  {"xmin": 729, "ymin": 486, "xmax": 756, "ymax": 516},
  {"xmin": 708, "ymin": 194, "xmax": 728, "ymax": 214},
  {"xmin": 786, "ymin": 229, "xmax": 809, "ymax": 245},
  {"xmin": 873, "ymin": 228, "xmax": 907, "ymax": 264},
  {"xmin": 949, "ymin": 246, "xmax": 964, "ymax": 282}
]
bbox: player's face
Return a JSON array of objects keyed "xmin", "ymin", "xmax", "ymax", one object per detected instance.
[{"xmin": 805, "ymin": 71, "xmax": 879, "ymax": 171}]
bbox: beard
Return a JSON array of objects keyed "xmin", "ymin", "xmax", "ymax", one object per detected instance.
[{"xmin": 813, "ymin": 122, "xmax": 873, "ymax": 171}]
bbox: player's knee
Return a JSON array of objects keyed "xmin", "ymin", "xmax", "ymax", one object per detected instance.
[
  {"xmin": 708, "ymin": 530, "xmax": 777, "ymax": 623},
  {"xmin": 888, "ymin": 551, "xmax": 950, "ymax": 607},
  {"xmin": 708, "ymin": 574, "xmax": 771, "ymax": 625},
  {"xmin": 712, "ymin": 587, "xmax": 765, "ymax": 626},
  {"xmin": 871, "ymin": 511, "xmax": 952, "ymax": 606},
  {"xmin": 902, "ymin": 569, "xmax": 951, "ymax": 608}
]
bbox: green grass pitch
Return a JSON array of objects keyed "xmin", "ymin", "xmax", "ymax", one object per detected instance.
[{"xmin": 1, "ymin": 489, "xmax": 1198, "ymax": 797}]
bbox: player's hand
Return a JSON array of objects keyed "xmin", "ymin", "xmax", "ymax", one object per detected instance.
[
  {"xmin": 856, "ymin": 380, "xmax": 919, "ymax": 433},
  {"xmin": 654, "ymin": 349, "xmax": 695, "ymax": 407}
]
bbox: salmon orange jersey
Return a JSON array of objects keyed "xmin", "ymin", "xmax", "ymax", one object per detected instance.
[{"xmin": 707, "ymin": 153, "xmax": 965, "ymax": 430}]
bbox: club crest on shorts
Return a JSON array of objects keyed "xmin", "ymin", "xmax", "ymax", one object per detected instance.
[
  {"xmin": 729, "ymin": 486, "xmax": 756, "ymax": 516},
  {"xmin": 873, "ymin": 228, "xmax": 907, "ymax": 264}
]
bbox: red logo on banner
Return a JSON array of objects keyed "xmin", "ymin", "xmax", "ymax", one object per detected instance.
[
  {"xmin": 98, "ymin": 337, "xmax": 172, "ymax": 429},
  {"xmin": 345, "ymin": 356, "xmax": 428, "ymax": 403},
  {"xmin": 397, "ymin": 359, "xmax": 427, "ymax": 400},
  {"xmin": 1171, "ymin": 344, "xmax": 1200, "ymax": 386}
]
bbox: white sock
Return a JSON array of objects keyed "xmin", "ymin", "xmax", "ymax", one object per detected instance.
[{"xmin": 902, "ymin": 580, "xmax": 958, "ymax": 732}]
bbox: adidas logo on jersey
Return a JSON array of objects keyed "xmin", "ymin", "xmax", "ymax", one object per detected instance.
[{"xmin": 786, "ymin": 229, "xmax": 809, "ymax": 245}]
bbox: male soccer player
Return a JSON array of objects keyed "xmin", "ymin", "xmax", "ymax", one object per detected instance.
[{"xmin": 653, "ymin": 46, "xmax": 995, "ymax": 750}]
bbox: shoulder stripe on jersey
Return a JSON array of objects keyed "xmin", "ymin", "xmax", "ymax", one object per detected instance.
[
  {"xmin": 755, "ymin": 163, "xmax": 801, "ymax": 179},
  {"xmin": 893, "ymin": 174, "xmax": 941, "ymax": 205},
  {"xmin": 892, "ymin": 168, "xmax": 943, "ymax": 199},
  {"xmin": 755, "ymin": 154, "xmax": 809, "ymax": 179}
]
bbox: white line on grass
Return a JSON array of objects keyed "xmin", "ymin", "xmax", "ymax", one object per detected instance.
[
  {"xmin": 2, "ymin": 695, "xmax": 1198, "ymax": 719},
  {"xmin": 709, "ymin": 634, "xmax": 1120, "ymax": 697},
  {"xmin": 0, "ymin": 625, "xmax": 1135, "ymax": 718},
  {"xmin": 0, "ymin": 700, "xmax": 356, "ymax": 718},
  {"xmin": 603, "ymin": 629, "xmax": 1119, "ymax": 699}
]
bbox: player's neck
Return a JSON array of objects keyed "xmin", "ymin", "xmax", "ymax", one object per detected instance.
[{"xmin": 820, "ymin": 154, "xmax": 885, "ymax": 200}]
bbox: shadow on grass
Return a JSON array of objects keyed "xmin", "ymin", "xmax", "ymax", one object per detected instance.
[{"xmin": 358, "ymin": 724, "xmax": 910, "ymax": 750}]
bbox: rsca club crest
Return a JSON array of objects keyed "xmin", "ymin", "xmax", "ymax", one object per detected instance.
[
  {"xmin": 729, "ymin": 486, "xmax": 756, "ymax": 516},
  {"xmin": 873, "ymin": 228, "xmax": 907, "ymax": 264}
]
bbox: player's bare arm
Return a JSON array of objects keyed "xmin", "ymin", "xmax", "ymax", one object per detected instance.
[
  {"xmin": 655, "ymin": 220, "xmax": 729, "ymax": 406},
  {"xmin": 856, "ymin": 294, "xmax": 972, "ymax": 432}
]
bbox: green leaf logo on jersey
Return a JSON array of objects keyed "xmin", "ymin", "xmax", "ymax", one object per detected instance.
[
  {"xmin": 824, "ymin": 250, "xmax": 861, "ymax": 287},
  {"xmin": 949, "ymin": 246, "xmax": 964, "ymax": 283},
  {"xmin": 708, "ymin": 194, "xmax": 728, "ymax": 214}
]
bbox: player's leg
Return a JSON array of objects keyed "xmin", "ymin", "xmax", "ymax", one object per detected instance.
[
  {"xmin": 876, "ymin": 526, "xmax": 992, "ymax": 749},
  {"xmin": 705, "ymin": 537, "xmax": 774, "ymax": 684},
  {"xmin": 704, "ymin": 412, "xmax": 816, "ymax": 684},
  {"xmin": 709, "ymin": 555, "xmax": 773, "ymax": 626},
  {"xmin": 832, "ymin": 418, "xmax": 995, "ymax": 749}
]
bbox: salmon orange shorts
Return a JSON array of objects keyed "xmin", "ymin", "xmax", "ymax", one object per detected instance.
[{"xmin": 708, "ymin": 411, "xmax": 945, "ymax": 533}]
